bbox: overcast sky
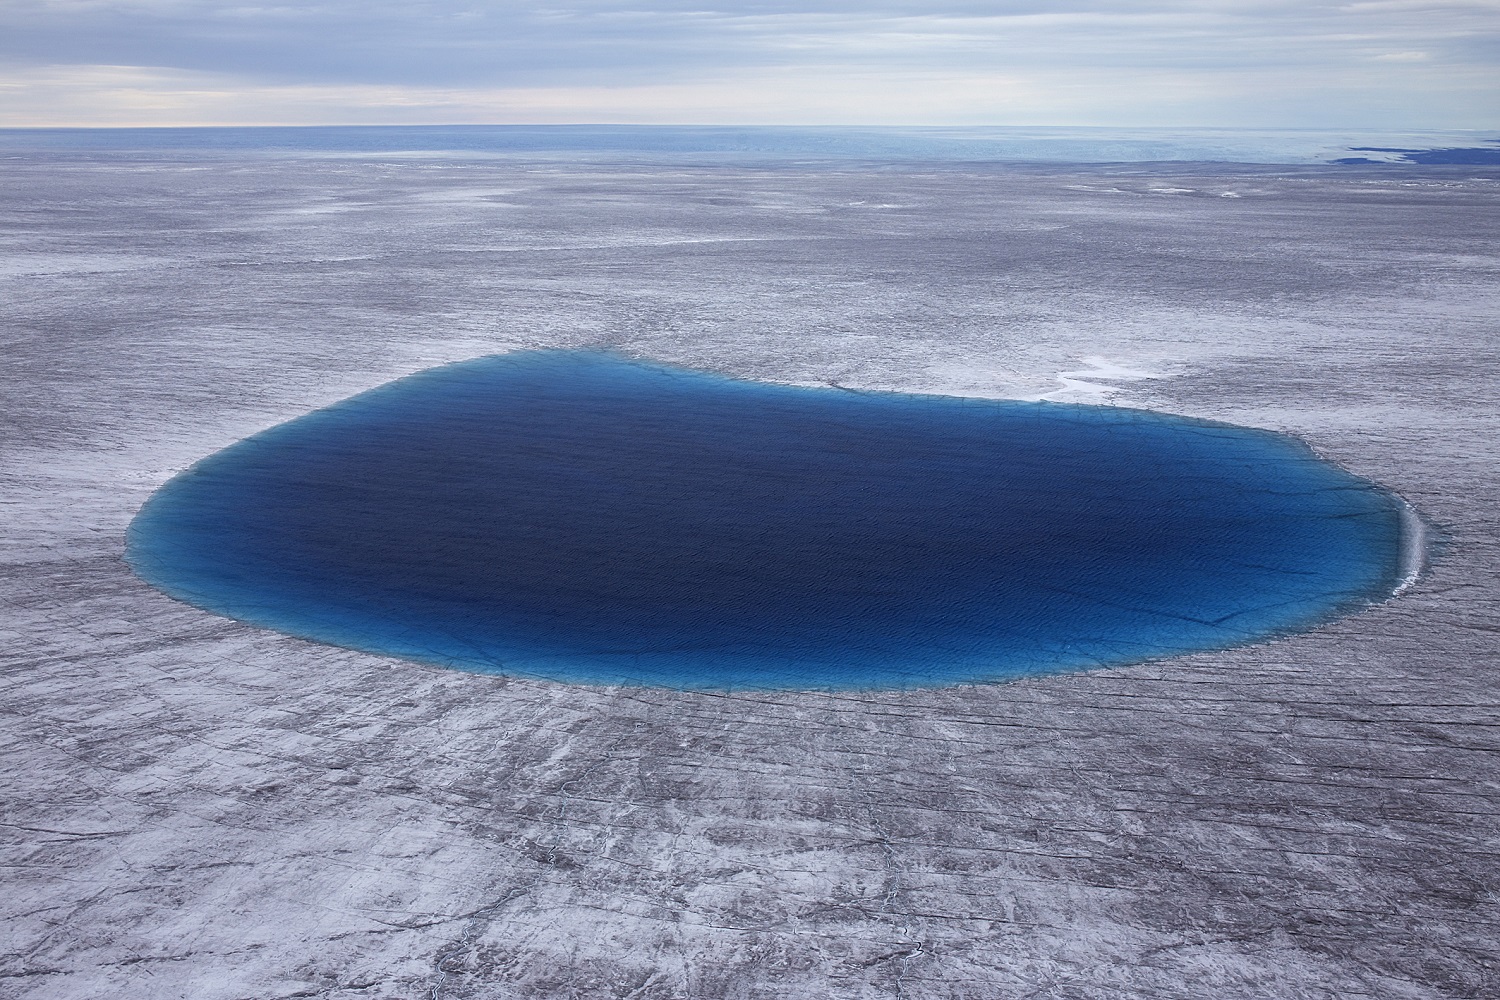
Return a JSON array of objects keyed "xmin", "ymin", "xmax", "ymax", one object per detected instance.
[{"xmin": 1, "ymin": 0, "xmax": 1495, "ymax": 127}]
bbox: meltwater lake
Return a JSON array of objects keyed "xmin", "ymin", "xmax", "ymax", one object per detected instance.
[{"xmin": 126, "ymin": 351, "xmax": 1407, "ymax": 689}]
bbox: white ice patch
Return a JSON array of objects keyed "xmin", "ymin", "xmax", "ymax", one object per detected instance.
[
  {"xmin": 1394, "ymin": 501, "xmax": 1429, "ymax": 596},
  {"xmin": 1029, "ymin": 357, "xmax": 1172, "ymax": 403}
]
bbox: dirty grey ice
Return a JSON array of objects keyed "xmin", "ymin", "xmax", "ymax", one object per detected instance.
[{"xmin": 2, "ymin": 145, "xmax": 1497, "ymax": 999}]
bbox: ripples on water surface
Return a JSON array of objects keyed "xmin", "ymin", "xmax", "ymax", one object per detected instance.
[{"xmin": 127, "ymin": 351, "xmax": 1406, "ymax": 689}]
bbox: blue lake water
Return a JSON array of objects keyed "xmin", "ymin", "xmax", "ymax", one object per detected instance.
[{"xmin": 126, "ymin": 351, "xmax": 1406, "ymax": 690}]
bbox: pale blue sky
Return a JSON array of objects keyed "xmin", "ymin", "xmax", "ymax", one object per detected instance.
[{"xmin": 1, "ymin": 0, "xmax": 1496, "ymax": 126}]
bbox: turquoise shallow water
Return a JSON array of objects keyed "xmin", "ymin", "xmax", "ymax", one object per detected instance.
[{"xmin": 126, "ymin": 351, "xmax": 1406, "ymax": 689}]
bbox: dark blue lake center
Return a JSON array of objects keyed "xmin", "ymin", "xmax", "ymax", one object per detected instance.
[{"xmin": 126, "ymin": 351, "xmax": 1406, "ymax": 689}]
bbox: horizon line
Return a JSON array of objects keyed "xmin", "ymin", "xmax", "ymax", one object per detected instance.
[{"xmin": 2, "ymin": 123, "xmax": 1497, "ymax": 132}]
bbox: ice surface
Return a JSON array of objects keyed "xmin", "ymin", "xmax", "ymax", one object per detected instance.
[{"xmin": 1, "ymin": 139, "xmax": 1497, "ymax": 999}]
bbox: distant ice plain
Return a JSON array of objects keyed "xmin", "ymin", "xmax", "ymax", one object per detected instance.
[{"xmin": 2, "ymin": 128, "xmax": 1497, "ymax": 999}]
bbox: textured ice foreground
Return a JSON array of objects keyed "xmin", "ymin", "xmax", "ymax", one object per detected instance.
[
  {"xmin": 128, "ymin": 350, "xmax": 1404, "ymax": 689},
  {"xmin": 5, "ymin": 141, "xmax": 1498, "ymax": 1000}
]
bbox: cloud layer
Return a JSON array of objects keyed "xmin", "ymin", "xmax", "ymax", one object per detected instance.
[{"xmin": 1, "ymin": 0, "xmax": 1496, "ymax": 125}]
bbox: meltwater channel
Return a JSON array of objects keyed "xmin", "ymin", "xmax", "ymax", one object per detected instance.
[{"xmin": 126, "ymin": 351, "xmax": 1409, "ymax": 689}]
